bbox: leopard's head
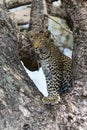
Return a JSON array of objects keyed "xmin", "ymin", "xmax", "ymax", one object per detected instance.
[{"xmin": 29, "ymin": 30, "xmax": 52, "ymax": 55}]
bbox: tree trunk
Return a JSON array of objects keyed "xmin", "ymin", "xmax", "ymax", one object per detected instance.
[
  {"xmin": 0, "ymin": 0, "xmax": 87, "ymax": 130},
  {"xmin": 0, "ymin": 5, "xmax": 43, "ymax": 130},
  {"xmin": 61, "ymin": 0, "xmax": 87, "ymax": 129}
]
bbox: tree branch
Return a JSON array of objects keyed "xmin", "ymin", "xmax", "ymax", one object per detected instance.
[
  {"xmin": 10, "ymin": 7, "xmax": 31, "ymax": 25},
  {"xmin": 49, "ymin": 5, "xmax": 67, "ymax": 19},
  {"xmin": 29, "ymin": 0, "xmax": 48, "ymax": 32},
  {"xmin": 46, "ymin": 15, "xmax": 72, "ymax": 34},
  {"xmin": 4, "ymin": 0, "xmax": 32, "ymax": 9}
]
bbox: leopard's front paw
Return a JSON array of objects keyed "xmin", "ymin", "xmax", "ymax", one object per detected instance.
[{"xmin": 42, "ymin": 94, "xmax": 60, "ymax": 105}]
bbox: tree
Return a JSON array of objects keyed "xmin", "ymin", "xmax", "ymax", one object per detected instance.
[{"xmin": 0, "ymin": 0, "xmax": 87, "ymax": 130}]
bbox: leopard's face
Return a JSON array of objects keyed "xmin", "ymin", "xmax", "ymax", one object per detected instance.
[{"xmin": 29, "ymin": 31, "xmax": 51, "ymax": 58}]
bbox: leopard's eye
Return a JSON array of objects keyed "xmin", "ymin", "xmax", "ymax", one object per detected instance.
[
  {"xmin": 45, "ymin": 31, "xmax": 51, "ymax": 38},
  {"xmin": 30, "ymin": 35, "xmax": 33, "ymax": 38},
  {"xmin": 40, "ymin": 42, "xmax": 42, "ymax": 45}
]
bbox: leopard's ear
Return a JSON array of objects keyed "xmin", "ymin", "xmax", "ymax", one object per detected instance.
[
  {"xmin": 28, "ymin": 31, "xmax": 35, "ymax": 38},
  {"xmin": 28, "ymin": 31, "xmax": 37, "ymax": 41},
  {"xmin": 45, "ymin": 30, "xmax": 51, "ymax": 38}
]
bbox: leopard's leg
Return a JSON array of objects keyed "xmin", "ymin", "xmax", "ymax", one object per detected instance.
[
  {"xmin": 42, "ymin": 73, "xmax": 60, "ymax": 105},
  {"xmin": 58, "ymin": 58, "xmax": 72, "ymax": 95}
]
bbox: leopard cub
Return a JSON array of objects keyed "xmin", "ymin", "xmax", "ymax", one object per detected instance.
[{"xmin": 29, "ymin": 31, "xmax": 72, "ymax": 105}]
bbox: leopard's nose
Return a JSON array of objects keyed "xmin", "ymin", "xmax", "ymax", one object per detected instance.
[
  {"xmin": 35, "ymin": 47, "xmax": 39, "ymax": 52},
  {"xmin": 34, "ymin": 40, "xmax": 41, "ymax": 48},
  {"xmin": 35, "ymin": 47, "xmax": 38, "ymax": 51}
]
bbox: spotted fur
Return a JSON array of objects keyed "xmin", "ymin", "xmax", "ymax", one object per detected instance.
[{"xmin": 29, "ymin": 31, "xmax": 72, "ymax": 104}]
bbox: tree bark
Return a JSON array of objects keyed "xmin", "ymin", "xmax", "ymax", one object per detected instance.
[
  {"xmin": 10, "ymin": 7, "xmax": 31, "ymax": 25},
  {"xmin": 4, "ymin": 0, "xmax": 32, "ymax": 9},
  {"xmin": 61, "ymin": 0, "xmax": 87, "ymax": 129},
  {"xmin": 48, "ymin": 4, "xmax": 67, "ymax": 19},
  {"xmin": 0, "ymin": 0, "xmax": 87, "ymax": 130},
  {"xmin": 0, "ymin": 5, "xmax": 43, "ymax": 130},
  {"xmin": 29, "ymin": 0, "xmax": 48, "ymax": 32}
]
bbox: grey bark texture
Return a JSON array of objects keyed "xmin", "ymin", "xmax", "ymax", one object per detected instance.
[
  {"xmin": 61, "ymin": 0, "xmax": 87, "ymax": 129},
  {"xmin": 4, "ymin": 0, "xmax": 32, "ymax": 9},
  {"xmin": 0, "ymin": 0, "xmax": 87, "ymax": 130},
  {"xmin": 29, "ymin": 0, "xmax": 48, "ymax": 32}
]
